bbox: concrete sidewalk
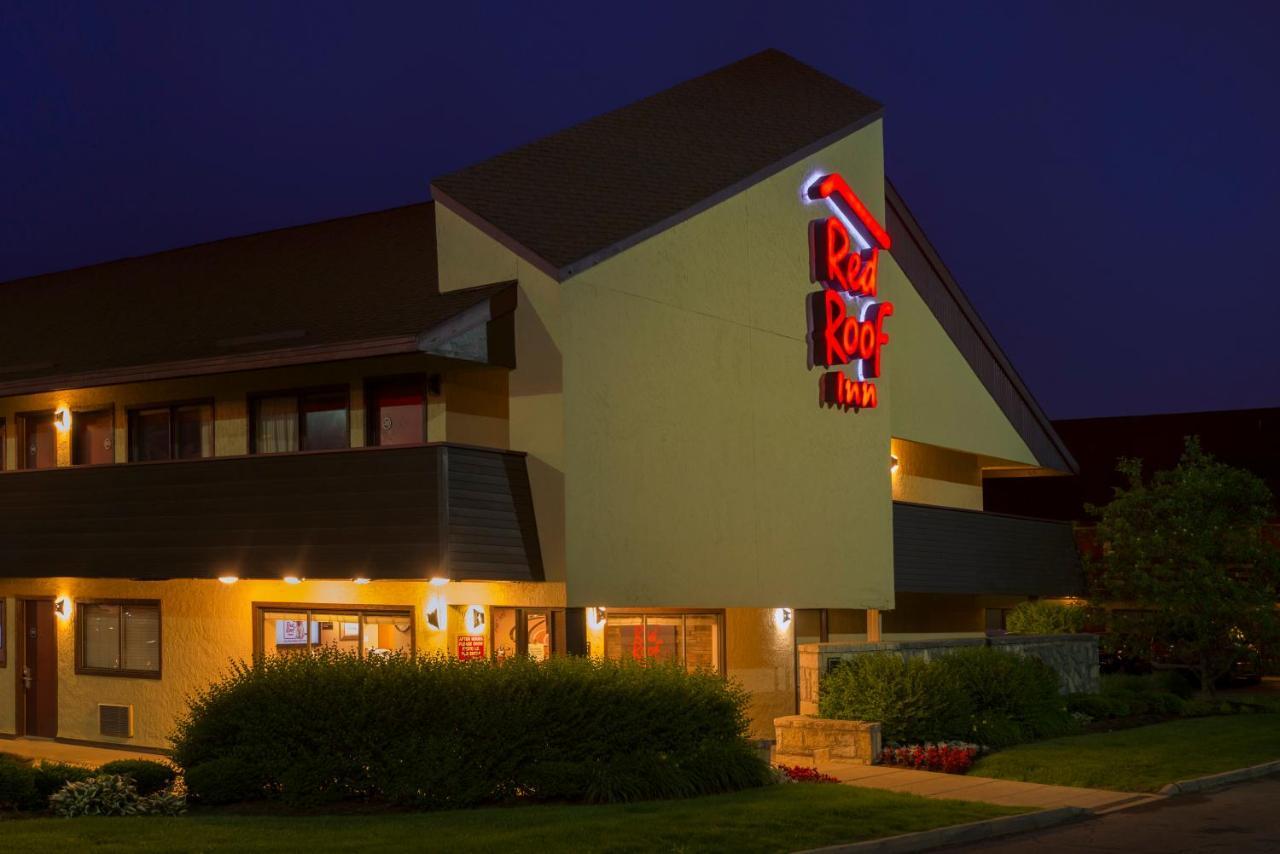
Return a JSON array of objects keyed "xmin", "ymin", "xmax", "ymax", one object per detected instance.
[
  {"xmin": 1, "ymin": 737, "xmax": 167, "ymax": 767},
  {"xmin": 780, "ymin": 754, "xmax": 1157, "ymax": 812}
]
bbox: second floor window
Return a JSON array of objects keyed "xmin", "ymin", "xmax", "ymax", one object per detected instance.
[
  {"xmin": 251, "ymin": 387, "xmax": 348, "ymax": 454},
  {"xmin": 129, "ymin": 402, "xmax": 213, "ymax": 462}
]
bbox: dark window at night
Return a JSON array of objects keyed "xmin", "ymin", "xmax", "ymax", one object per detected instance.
[
  {"xmin": 250, "ymin": 387, "xmax": 349, "ymax": 454},
  {"xmin": 18, "ymin": 412, "xmax": 57, "ymax": 469},
  {"xmin": 72, "ymin": 408, "xmax": 114, "ymax": 465},
  {"xmin": 365, "ymin": 376, "xmax": 427, "ymax": 447},
  {"xmin": 76, "ymin": 600, "xmax": 161, "ymax": 678},
  {"xmin": 128, "ymin": 402, "xmax": 213, "ymax": 462}
]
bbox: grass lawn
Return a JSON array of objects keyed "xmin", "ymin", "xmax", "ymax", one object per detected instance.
[
  {"xmin": 0, "ymin": 783, "xmax": 1025, "ymax": 853},
  {"xmin": 970, "ymin": 711, "xmax": 1280, "ymax": 792}
]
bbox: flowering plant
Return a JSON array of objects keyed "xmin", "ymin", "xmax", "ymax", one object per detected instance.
[
  {"xmin": 878, "ymin": 743, "xmax": 978, "ymax": 774},
  {"xmin": 775, "ymin": 764, "xmax": 840, "ymax": 784}
]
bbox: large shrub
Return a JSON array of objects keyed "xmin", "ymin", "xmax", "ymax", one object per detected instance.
[
  {"xmin": 172, "ymin": 650, "xmax": 770, "ymax": 808},
  {"xmin": 1005, "ymin": 601, "xmax": 1090, "ymax": 635},
  {"xmin": 934, "ymin": 647, "xmax": 1072, "ymax": 747},
  {"xmin": 819, "ymin": 654, "xmax": 970, "ymax": 744},
  {"xmin": 0, "ymin": 757, "xmax": 95, "ymax": 812},
  {"xmin": 96, "ymin": 759, "xmax": 176, "ymax": 796}
]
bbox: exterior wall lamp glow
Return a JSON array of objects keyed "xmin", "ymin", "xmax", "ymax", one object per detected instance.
[
  {"xmin": 425, "ymin": 602, "xmax": 444, "ymax": 631},
  {"xmin": 889, "ymin": 454, "xmax": 900, "ymax": 473},
  {"xmin": 773, "ymin": 607, "xmax": 793, "ymax": 630},
  {"xmin": 587, "ymin": 606, "xmax": 607, "ymax": 629},
  {"xmin": 352, "ymin": 577, "xmax": 371, "ymax": 585},
  {"xmin": 217, "ymin": 575, "xmax": 238, "ymax": 585},
  {"xmin": 429, "ymin": 577, "xmax": 450, "ymax": 587},
  {"xmin": 54, "ymin": 408, "xmax": 71, "ymax": 432},
  {"xmin": 283, "ymin": 575, "xmax": 303, "ymax": 585},
  {"xmin": 464, "ymin": 605, "xmax": 485, "ymax": 634},
  {"xmin": 54, "ymin": 596, "xmax": 71, "ymax": 619}
]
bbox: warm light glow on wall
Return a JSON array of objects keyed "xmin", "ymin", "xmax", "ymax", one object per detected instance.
[
  {"xmin": 55, "ymin": 596, "xmax": 72, "ymax": 619},
  {"xmin": 283, "ymin": 575, "xmax": 302, "ymax": 585},
  {"xmin": 425, "ymin": 596, "xmax": 446, "ymax": 631},
  {"xmin": 890, "ymin": 454, "xmax": 900, "ymax": 473},
  {"xmin": 54, "ymin": 407, "xmax": 71, "ymax": 432},
  {"xmin": 429, "ymin": 577, "xmax": 450, "ymax": 587},
  {"xmin": 217, "ymin": 575, "xmax": 238, "ymax": 585},
  {"xmin": 587, "ymin": 606, "xmax": 607, "ymax": 630},
  {"xmin": 464, "ymin": 604, "xmax": 486, "ymax": 634},
  {"xmin": 773, "ymin": 607, "xmax": 793, "ymax": 630},
  {"xmin": 352, "ymin": 577, "xmax": 371, "ymax": 585}
]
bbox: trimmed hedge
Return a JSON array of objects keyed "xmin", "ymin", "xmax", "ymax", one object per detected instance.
[
  {"xmin": 819, "ymin": 649, "xmax": 1071, "ymax": 747},
  {"xmin": 1005, "ymin": 601, "xmax": 1090, "ymax": 635},
  {"xmin": 0, "ymin": 758, "xmax": 96, "ymax": 811},
  {"xmin": 172, "ymin": 650, "xmax": 771, "ymax": 808},
  {"xmin": 96, "ymin": 760, "xmax": 176, "ymax": 796}
]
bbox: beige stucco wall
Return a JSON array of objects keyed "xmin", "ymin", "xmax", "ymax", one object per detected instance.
[{"xmin": 0, "ymin": 579, "xmax": 564, "ymax": 749}]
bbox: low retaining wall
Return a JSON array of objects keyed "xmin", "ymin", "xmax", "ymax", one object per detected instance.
[
  {"xmin": 797, "ymin": 634, "xmax": 1099, "ymax": 715},
  {"xmin": 774, "ymin": 715, "xmax": 882, "ymax": 765}
]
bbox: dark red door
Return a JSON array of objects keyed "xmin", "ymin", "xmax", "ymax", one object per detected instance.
[{"xmin": 22, "ymin": 600, "xmax": 57, "ymax": 737}]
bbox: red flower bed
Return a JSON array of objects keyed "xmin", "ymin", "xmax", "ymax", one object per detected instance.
[
  {"xmin": 878, "ymin": 743, "xmax": 978, "ymax": 774},
  {"xmin": 776, "ymin": 764, "xmax": 840, "ymax": 784}
]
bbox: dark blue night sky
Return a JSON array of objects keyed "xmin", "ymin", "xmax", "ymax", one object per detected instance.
[{"xmin": 2, "ymin": 1, "xmax": 1277, "ymax": 419}]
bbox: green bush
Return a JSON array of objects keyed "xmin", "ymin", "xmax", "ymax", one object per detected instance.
[
  {"xmin": 934, "ymin": 647, "xmax": 1072, "ymax": 748},
  {"xmin": 0, "ymin": 760, "xmax": 40, "ymax": 811},
  {"xmin": 819, "ymin": 654, "xmax": 970, "ymax": 744},
  {"xmin": 96, "ymin": 760, "xmax": 175, "ymax": 796},
  {"xmin": 33, "ymin": 761, "xmax": 95, "ymax": 802},
  {"xmin": 173, "ymin": 650, "xmax": 771, "ymax": 808},
  {"xmin": 1005, "ymin": 601, "xmax": 1090, "ymax": 635},
  {"xmin": 49, "ymin": 774, "xmax": 186, "ymax": 818}
]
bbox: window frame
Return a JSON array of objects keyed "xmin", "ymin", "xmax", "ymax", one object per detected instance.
[
  {"xmin": 490, "ymin": 607, "xmax": 563, "ymax": 661},
  {"xmin": 74, "ymin": 599, "xmax": 163, "ymax": 679},
  {"xmin": 252, "ymin": 602, "xmax": 415, "ymax": 659},
  {"xmin": 126, "ymin": 398, "xmax": 216, "ymax": 463},
  {"xmin": 602, "ymin": 609, "xmax": 726, "ymax": 674},
  {"xmin": 364, "ymin": 374, "xmax": 432, "ymax": 448},
  {"xmin": 15, "ymin": 409, "xmax": 58, "ymax": 470},
  {"xmin": 248, "ymin": 385, "xmax": 351, "ymax": 455},
  {"xmin": 70, "ymin": 405, "xmax": 116, "ymax": 467}
]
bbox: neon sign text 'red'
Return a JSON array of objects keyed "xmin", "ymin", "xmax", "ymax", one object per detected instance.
[{"xmin": 804, "ymin": 172, "xmax": 894, "ymax": 412}]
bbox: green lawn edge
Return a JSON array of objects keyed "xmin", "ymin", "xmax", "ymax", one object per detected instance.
[
  {"xmin": 0, "ymin": 783, "xmax": 1026, "ymax": 853},
  {"xmin": 969, "ymin": 712, "xmax": 1280, "ymax": 792}
]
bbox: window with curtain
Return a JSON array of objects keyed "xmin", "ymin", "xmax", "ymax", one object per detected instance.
[
  {"xmin": 77, "ymin": 601, "xmax": 161, "ymax": 677},
  {"xmin": 128, "ymin": 402, "xmax": 213, "ymax": 462},
  {"xmin": 251, "ymin": 388, "xmax": 348, "ymax": 454},
  {"xmin": 602, "ymin": 612, "xmax": 723, "ymax": 673}
]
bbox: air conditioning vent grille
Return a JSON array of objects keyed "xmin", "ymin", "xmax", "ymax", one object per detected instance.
[{"xmin": 98, "ymin": 704, "xmax": 134, "ymax": 738}]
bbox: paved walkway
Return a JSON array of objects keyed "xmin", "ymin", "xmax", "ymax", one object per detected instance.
[
  {"xmin": 779, "ymin": 754, "xmax": 1157, "ymax": 811},
  {"xmin": 0, "ymin": 737, "xmax": 167, "ymax": 767}
]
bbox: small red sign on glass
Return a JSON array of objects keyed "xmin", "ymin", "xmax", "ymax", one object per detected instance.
[{"xmin": 457, "ymin": 634, "xmax": 486, "ymax": 661}]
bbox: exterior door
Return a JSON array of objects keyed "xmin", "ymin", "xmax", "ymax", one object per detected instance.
[{"xmin": 21, "ymin": 599, "xmax": 57, "ymax": 737}]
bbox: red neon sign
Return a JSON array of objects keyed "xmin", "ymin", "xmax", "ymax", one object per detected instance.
[{"xmin": 804, "ymin": 173, "xmax": 893, "ymax": 413}]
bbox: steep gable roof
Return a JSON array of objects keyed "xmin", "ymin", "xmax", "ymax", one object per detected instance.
[{"xmin": 431, "ymin": 49, "xmax": 883, "ymax": 280}]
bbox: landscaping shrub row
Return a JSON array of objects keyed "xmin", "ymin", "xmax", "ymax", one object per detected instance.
[
  {"xmin": 172, "ymin": 649, "xmax": 772, "ymax": 808},
  {"xmin": 818, "ymin": 648, "xmax": 1072, "ymax": 747},
  {"xmin": 1067, "ymin": 672, "xmax": 1246, "ymax": 723},
  {"xmin": 0, "ymin": 755, "xmax": 174, "ymax": 813}
]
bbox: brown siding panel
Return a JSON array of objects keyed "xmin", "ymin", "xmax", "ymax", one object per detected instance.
[{"xmin": 0, "ymin": 445, "xmax": 543, "ymax": 582}]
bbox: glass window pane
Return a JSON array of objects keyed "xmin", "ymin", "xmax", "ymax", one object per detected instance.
[
  {"xmin": 131, "ymin": 409, "xmax": 171, "ymax": 462},
  {"xmin": 491, "ymin": 607, "xmax": 518, "ymax": 661},
  {"xmin": 82, "ymin": 604, "xmax": 121, "ymax": 670},
  {"xmin": 684, "ymin": 615, "xmax": 721, "ymax": 673},
  {"xmin": 73, "ymin": 410, "xmax": 114, "ymax": 466},
  {"xmin": 526, "ymin": 612, "xmax": 550, "ymax": 662},
  {"xmin": 301, "ymin": 391, "xmax": 348, "ymax": 451},
  {"xmin": 121, "ymin": 604, "xmax": 160, "ymax": 672},
  {"xmin": 174, "ymin": 404, "xmax": 213, "ymax": 459},
  {"xmin": 603, "ymin": 615, "xmax": 644, "ymax": 663},
  {"xmin": 363, "ymin": 613, "xmax": 413, "ymax": 657},
  {"xmin": 262, "ymin": 610, "xmax": 310, "ymax": 655},
  {"xmin": 254, "ymin": 397, "xmax": 298, "ymax": 454},
  {"xmin": 643, "ymin": 617, "xmax": 683, "ymax": 666},
  {"xmin": 311, "ymin": 613, "xmax": 360, "ymax": 655}
]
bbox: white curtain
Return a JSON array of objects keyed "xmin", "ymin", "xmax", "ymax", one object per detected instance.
[{"xmin": 255, "ymin": 396, "xmax": 298, "ymax": 453}]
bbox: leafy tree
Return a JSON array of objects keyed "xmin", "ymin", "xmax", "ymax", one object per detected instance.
[{"xmin": 1087, "ymin": 437, "xmax": 1280, "ymax": 694}]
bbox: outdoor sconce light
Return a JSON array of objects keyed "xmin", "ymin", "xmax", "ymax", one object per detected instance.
[
  {"xmin": 429, "ymin": 576, "xmax": 450, "ymax": 587},
  {"xmin": 54, "ymin": 408, "xmax": 71, "ymax": 432},
  {"xmin": 889, "ymin": 454, "xmax": 900, "ymax": 473},
  {"xmin": 217, "ymin": 575, "xmax": 238, "ymax": 585},
  {"xmin": 425, "ymin": 604, "xmax": 443, "ymax": 631},
  {"xmin": 54, "ymin": 596, "xmax": 71, "ymax": 619},
  {"xmin": 283, "ymin": 575, "xmax": 303, "ymax": 585},
  {"xmin": 465, "ymin": 605, "xmax": 485, "ymax": 634},
  {"xmin": 588, "ymin": 606, "xmax": 607, "ymax": 629},
  {"xmin": 352, "ymin": 577, "xmax": 371, "ymax": 585},
  {"xmin": 773, "ymin": 607, "xmax": 793, "ymax": 630}
]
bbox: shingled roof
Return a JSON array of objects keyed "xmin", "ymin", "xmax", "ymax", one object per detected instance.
[
  {"xmin": 0, "ymin": 203, "xmax": 509, "ymax": 396},
  {"xmin": 431, "ymin": 49, "xmax": 884, "ymax": 279}
]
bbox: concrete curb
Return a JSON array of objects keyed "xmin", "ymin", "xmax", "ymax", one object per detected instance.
[
  {"xmin": 1159, "ymin": 759, "xmax": 1280, "ymax": 795},
  {"xmin": 793, "ymin": 806, "xmax": 1090, "ymax": 854}
]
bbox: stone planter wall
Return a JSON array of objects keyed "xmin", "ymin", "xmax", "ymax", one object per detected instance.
[
  {"xmin": 774, "ymin": 715, "xmax": 882, "ymax": 765},
  {"xmin": 798, "ymin": 634, "xmax": 1100, "ymax": 715}
]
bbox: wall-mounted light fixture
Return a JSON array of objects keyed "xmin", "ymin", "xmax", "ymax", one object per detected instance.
[
  {"xmin": 54, "ymin": 596, "xmax": 72, "ymax": 619},
  {"xmin": 425, "ymin": 602, "xmax": 444, "ymax": 631},
  {"xmin": 889, "ymin": 454, "xmax": 900, "ymax": 473},
  {"xmin": 464, "ymin": 604, "xmax": 485, "ymax": 634},
  {"xmin": 54, "ymin": 408, "xmax": 71, "ymax": 432},
  {"xmin": 773, "ymin": 607, "xmax": 793, "ymax": 630},
  {"xmin": 429, "ymin": 576, "xmax": 450, "ymax": 587},
  {"xmin": 352, "ymin": 577, "xmax": 371, "ymax": 585},
  {"xmin": 283, "ymin": 575, "xmax": 303, "ymax": 585},
  {"xmin": 217, "ymin": 575, "xmax": 239, "ymax": 585},
  {"xmin": 587, "ymin": 606, "xmax": 607, "ymax": 630}
]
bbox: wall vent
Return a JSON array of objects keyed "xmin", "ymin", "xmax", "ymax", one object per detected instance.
[{"xmin": 98, "ymin": 704, "xmax": 134, "ymax": 738}]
